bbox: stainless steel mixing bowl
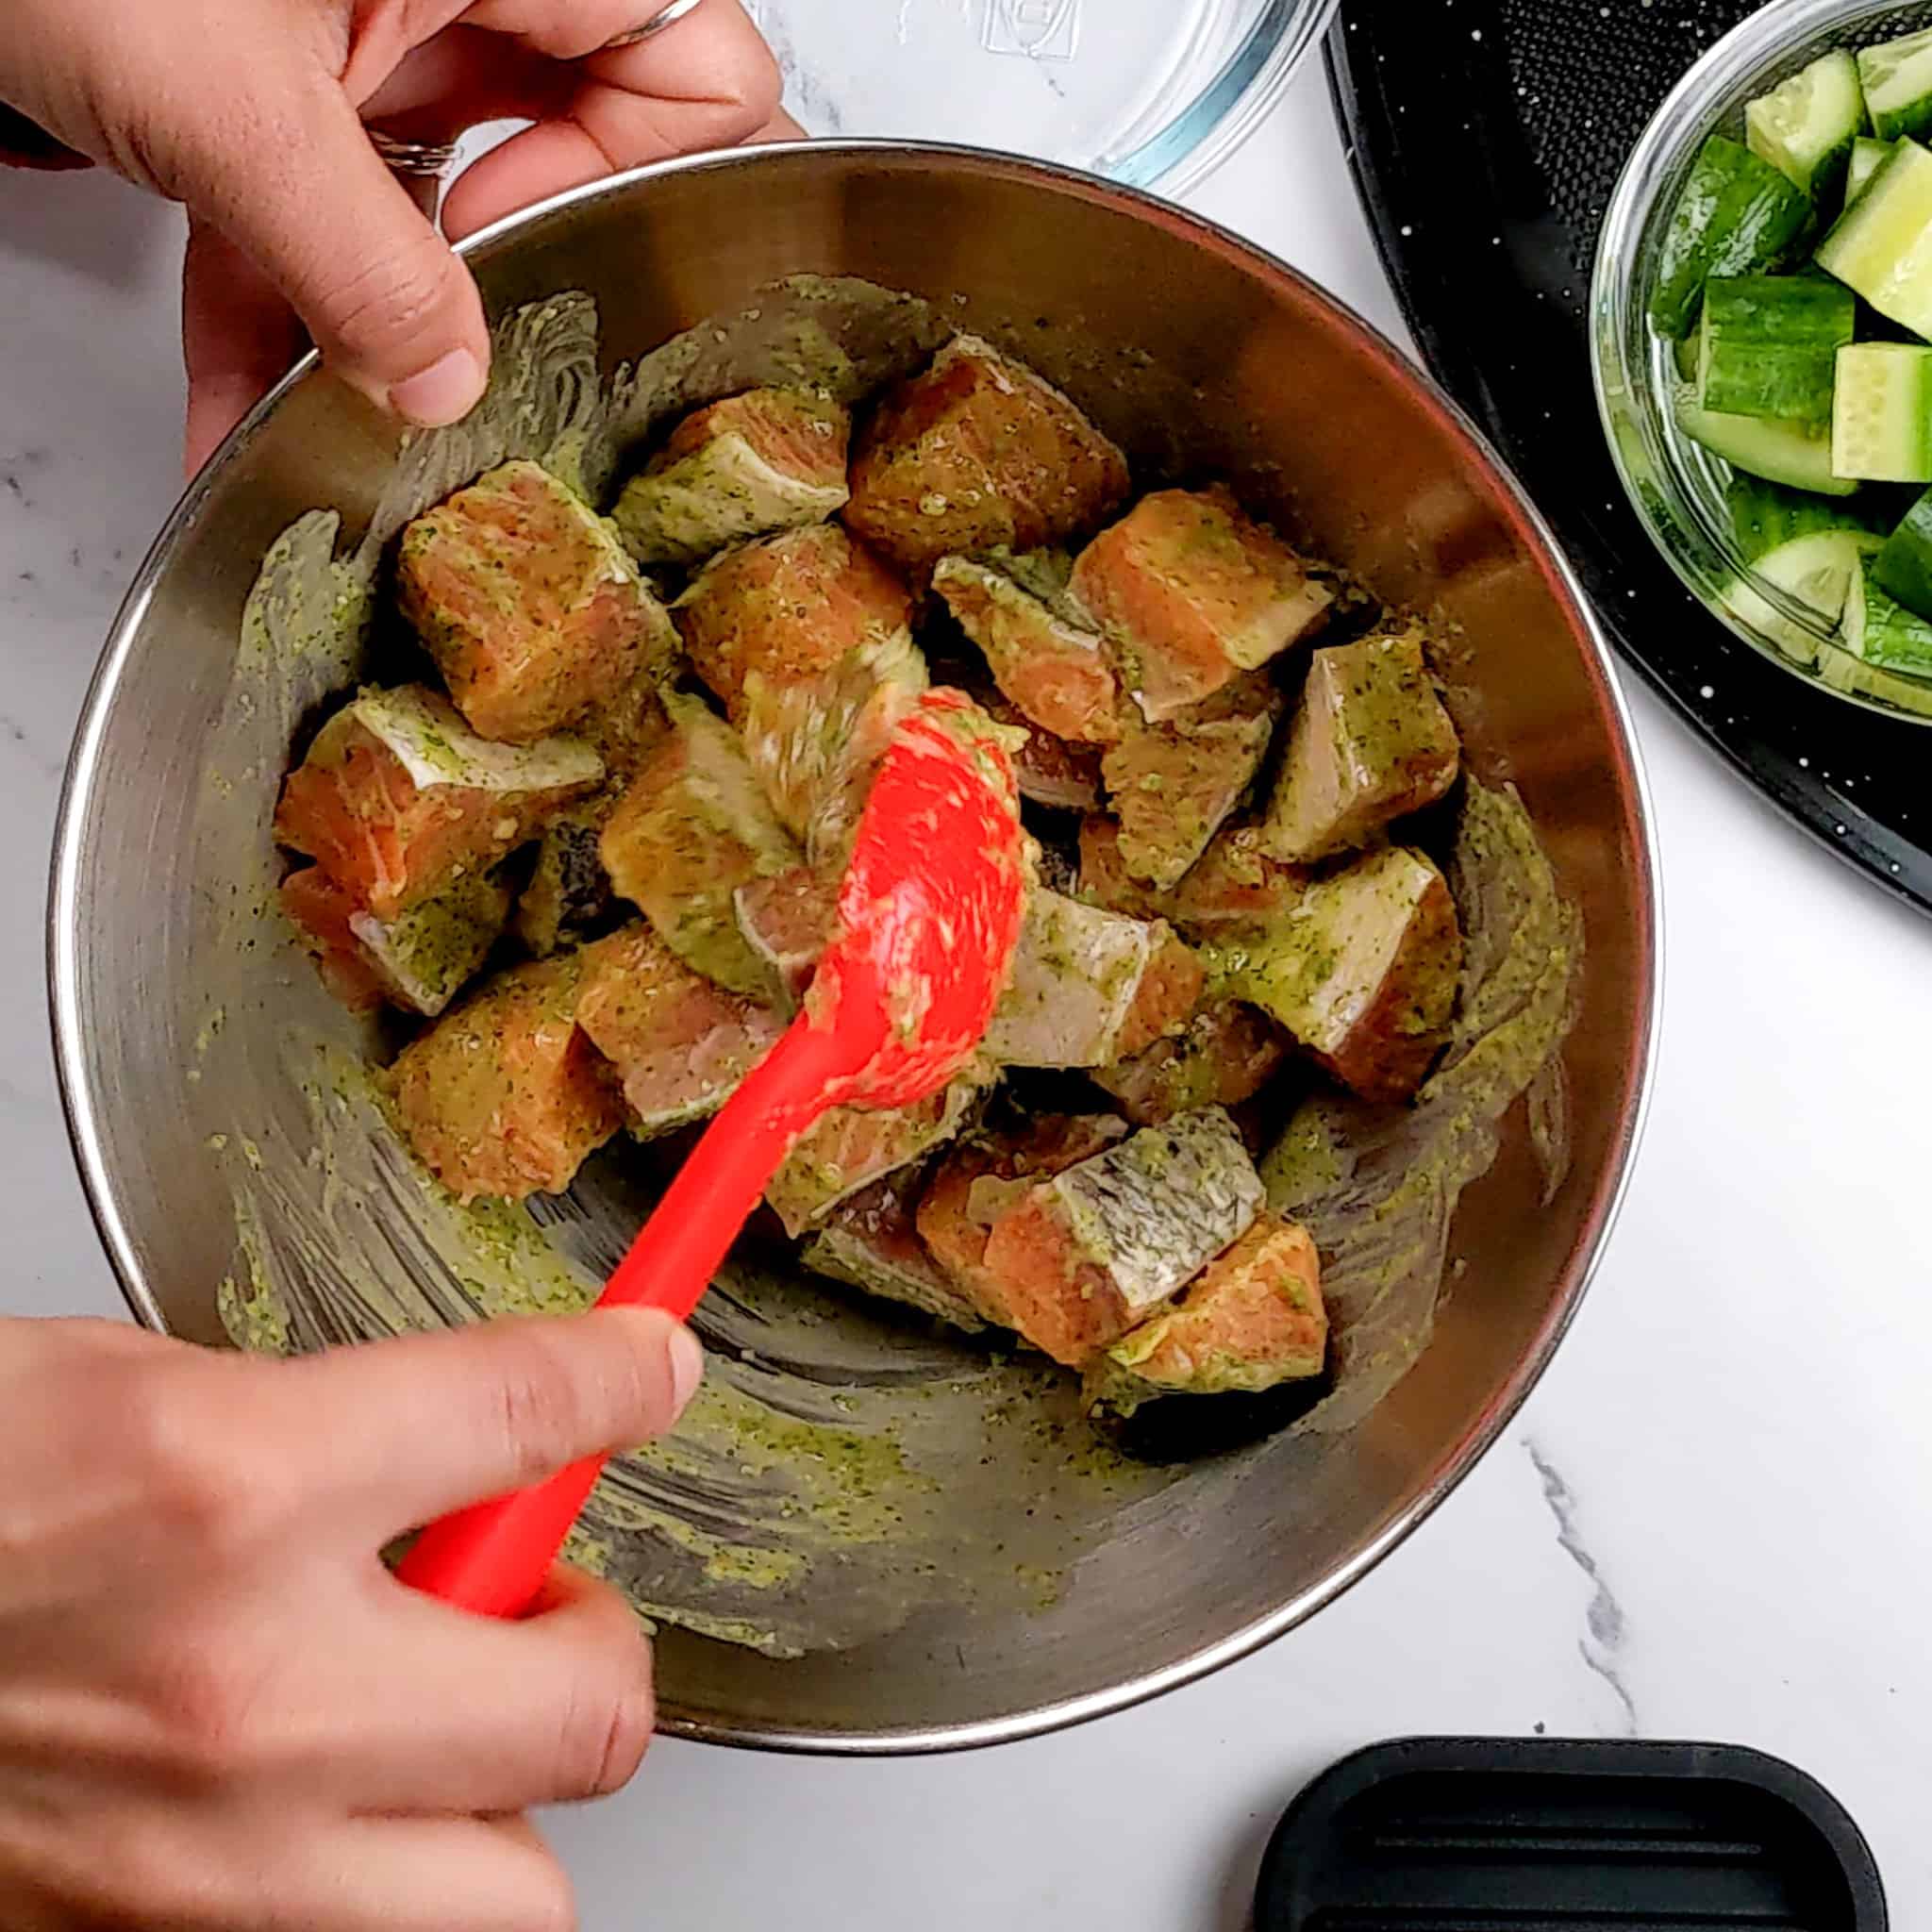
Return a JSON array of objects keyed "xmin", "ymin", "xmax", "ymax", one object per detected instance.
[{"xmin": 51, "ymin": 144, "xmax": 1658, "ymax": 1753}]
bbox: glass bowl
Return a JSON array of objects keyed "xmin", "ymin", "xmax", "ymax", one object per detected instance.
[
  {"xmin": 746, "ymin": 0, "xmax": 1338, "ymax": 193},
  {"xmin": 1592, "ymin": 0, "xmax": 1932, "ymax": 723}
]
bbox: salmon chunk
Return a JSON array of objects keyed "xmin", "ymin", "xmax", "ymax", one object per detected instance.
[
  {"xmin": 913, "ymin": 1115, "xmax": 1129, "ymax": 1326},
  {"xmin": 1078, "ymin": 819, "xmax": 1307, "ymax": 939},
  {"xmin": 1071, "ymin": 488, "xmax": 1333, "ymax": 721},
  {"xmin": 1202, "ymin": 846, "xmax": 1462, "ymax": 1104},
  {"xmin": 733, "ymin": 866, "xmax": 838, "ymax": 1010},
  {"xmin": 1114, "ymin": 931, "xmax": 1208, "ymax": 1059},
  {"xmin": 766, "ymin": 1079, "xmax": 984, "ymax": 1239},
  {"xmin": 575, "ymin": 923, "xmax": 783, "ymax": 1139},
  {"xmin": 981, "ymin": 1107, "xmax": 1266, "ymax": 1367},
  {"xmin": 1264, "ymin": 621, "xmax": 1461, "ymax": 862},
  {"xmin": 1101, "ymin": 674, "xmax": 1282, "ymax": 891},
  {"xmin": 933, "ymin": 556, "xmax": 1121, "ymax": 744},
  {"xmin": 675, "ymin": 524, "xmax": 913, "ymax": 718},
  {"xmin": 397, "ymin": 459, "xmax": 676, "ymax": 744},
  {"xmin": 278, "ymin": 867, "xmax": 386, "ymax": 1012},
  {"xmin": 1160, "ymin": 827, "xmax": 1310, "ymax": 937},
  {"xmin": 578, "ymin": 668, "xmax": 672, "ymax": 784},
  {"xmin": 613, "ymin": 388, "xmax": 851, "ymax": 568},
  {"xmin": 1086, "ymin": 1215, "xmax": 1326, "ymax": 1414},
  {"xmin": 983, "ymin": 890, "xmax": 1197, "ymax": 1069},
  {"xmin": 599, "ymin": 693, "xmax": 802, "ymax": 1000},
  {"xmin": 844, "ymin": 335, "xmax": 1129, "ymax": 580},
  {"xmin": 802, "ymin": 1172, "xmax": 991, "ymax": 1332},
  {"xmin": 391, "ymin": 956, "xmax": 624, "ymax": 1203},
  {"xmin": 343, "ymin": 869, "xmax": 510, "ymax": 1017},
  {"xmin": 275, "ymin": 685, "xmax": 602, "ymax": 922},
  {"xmin": 1092, "ymin": 999, "xmax": 1291, "ymax": 1127}
]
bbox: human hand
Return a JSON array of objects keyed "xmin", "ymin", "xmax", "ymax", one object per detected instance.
[
  {"xmin": 0, "ymin": 0, "xmax": 789, "ymax": 471},
  {"xmin": 0, "ymin": 1308, "xmax": 703, "ymax": 1930}
]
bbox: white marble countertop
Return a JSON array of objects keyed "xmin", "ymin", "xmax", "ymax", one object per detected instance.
[{"xmin": 4, "ymin": 50, "xmax": 1929, "ymax": 1930}]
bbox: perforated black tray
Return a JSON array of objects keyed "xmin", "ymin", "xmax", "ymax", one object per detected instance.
[
  {"xmin": 1256, "ymin": 1737, "xmax": 1889, "ymax": 1928},
  {"xmin": 1326, "ymin": 0, "xmax": 1932, "ymax": 919}
]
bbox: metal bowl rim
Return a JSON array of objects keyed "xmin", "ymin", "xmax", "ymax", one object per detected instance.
[{"xmin": 47, "ymin": 138, "xmax": 1664, "ymax": 1756}]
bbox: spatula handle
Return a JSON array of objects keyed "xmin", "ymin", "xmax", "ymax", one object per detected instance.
[{"xmin": 393, "ymin": 1019, "xmax": 856, "ymax": 1619}]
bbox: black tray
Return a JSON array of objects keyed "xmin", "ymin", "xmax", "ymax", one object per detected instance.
[
  {"xmin": 1257, "ymin": 1736, "xmax": 1889, "ymax": 1928},
  {"xmin": 1325, "ymin": 0, "xmax": 1932, "ymax": 919}
]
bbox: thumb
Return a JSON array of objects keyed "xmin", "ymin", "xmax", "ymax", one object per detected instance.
[
  {"xmin": 173, "ymin": 68, "xmax": 490, "ymax": 427},
  {"xmin": 274, "ymin": 1307, "xmax": 708, "ymax": 1537}
]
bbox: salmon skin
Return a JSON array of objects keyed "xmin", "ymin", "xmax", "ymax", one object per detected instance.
[
  {"xmin": 982, "ymin": 1106, "xmax": 1266, "ymax": 1367},
  {"xmin": 732, "ymin": 867, "xmax": 839, "ymax": 1011},
  {"xmin": 738, "ymin": 627, "xmax": 929, "ymax": 867},
  {"xmin": 974, "ymin": 684, "xmax": 1106, "ymax": 813},
  {"xmin": 764, "ymin": 1076, "xmax": 986, "ymax": 1239},
  {"xmin": 513, "ymin": 804, "xmax": 615, "ymax": 960}
]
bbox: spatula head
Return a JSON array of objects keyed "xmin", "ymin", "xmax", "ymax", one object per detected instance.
[{"xmin": 808, "ymin": 688, "xmax": 1027, "ymax": 1111}]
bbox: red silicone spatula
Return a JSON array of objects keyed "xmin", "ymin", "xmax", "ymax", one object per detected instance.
[{"xmin": 395, "ymin": 689, "xmax": 1026, "ymax": 1619}]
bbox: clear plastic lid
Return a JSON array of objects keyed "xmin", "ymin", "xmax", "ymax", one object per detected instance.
[{"xmin": 747, "ymin": 0, "xmax": 1338, "ymax": 192}]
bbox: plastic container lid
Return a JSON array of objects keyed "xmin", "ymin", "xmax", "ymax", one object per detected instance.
[
  {"xmin": 746, "ymin": 0, "xmax": 1339, "ymax": 192},
  {"xmin": 1257, "ymin": 1737, "xmax": 1888, "ymax": 1929}
]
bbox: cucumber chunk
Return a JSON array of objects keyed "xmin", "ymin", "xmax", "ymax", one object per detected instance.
[
  {"xmin": 1874, "ymin": 483, "xmax": 1932, "ymax": 617},
  {"xmin": 1675, "ymin": 387, "xmax": 1859, "ymax": 494},
  {"xmin": 1726, "ymin": 473, "xmax": 1876, "ymax": 561},
  {"xmin": 1845, "ymin": 553, "xmax": 1932, "ymax": 672},
  {"xmin": 1653, "ymin": 136, "xmax": 1813, "ymax": 340},
  {"xmin": 1816, "ymin": 138, "xmax": 1932, "ymax": 338},
  {"xmin": 1722, "ymin": 528, "xmax": 1881, "ymax": 665},
  {"xmin": 1747, "ymin": 49, "xmax": 1868, "ymax": 195},
  {"xmin": 1831, "ymin": 341, "xmax": 1932, "ymax": 480},
  {"xmin": 1820, "ymin": 634, "xmax": 1932, "ymax": 708},
  {"xmin": 1859, "ymin": 27, "xmax": 1932, "ymax": 142},
  {"xmin": 1697, "ymin": 275, "xmax": 1854, "ymax": 421},
  {"xmin": 1846, "ymin": 136, "xmax": 1897, "ymax": 206}
]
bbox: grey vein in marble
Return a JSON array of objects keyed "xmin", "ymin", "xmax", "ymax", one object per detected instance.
[
  {"xmin": 0, "ymin": 446, "xmax": 52, "ymax": 514},
  {"xmin": 1524, "ymin": 1436, "xmax": 1638, "ymax": 1737}
]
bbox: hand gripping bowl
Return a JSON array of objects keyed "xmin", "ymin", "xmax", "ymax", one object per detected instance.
[{"xmin": 50, "ymin": 145, "xmax": 1658, "ymax": 1754}]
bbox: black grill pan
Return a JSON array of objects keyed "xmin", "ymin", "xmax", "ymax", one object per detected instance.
[{"xmin": 1326, "ymin": 0, "xmax": 1932, "ymax": 918}]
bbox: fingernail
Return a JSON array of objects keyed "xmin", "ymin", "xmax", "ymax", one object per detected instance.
[
  {"xmin": 388, "ymin": 346, "xmax": 484, "ymax": 426},
  {"xmin": 667, "ymin": 1324, "xmax": 705, "ymax": 1417}
]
